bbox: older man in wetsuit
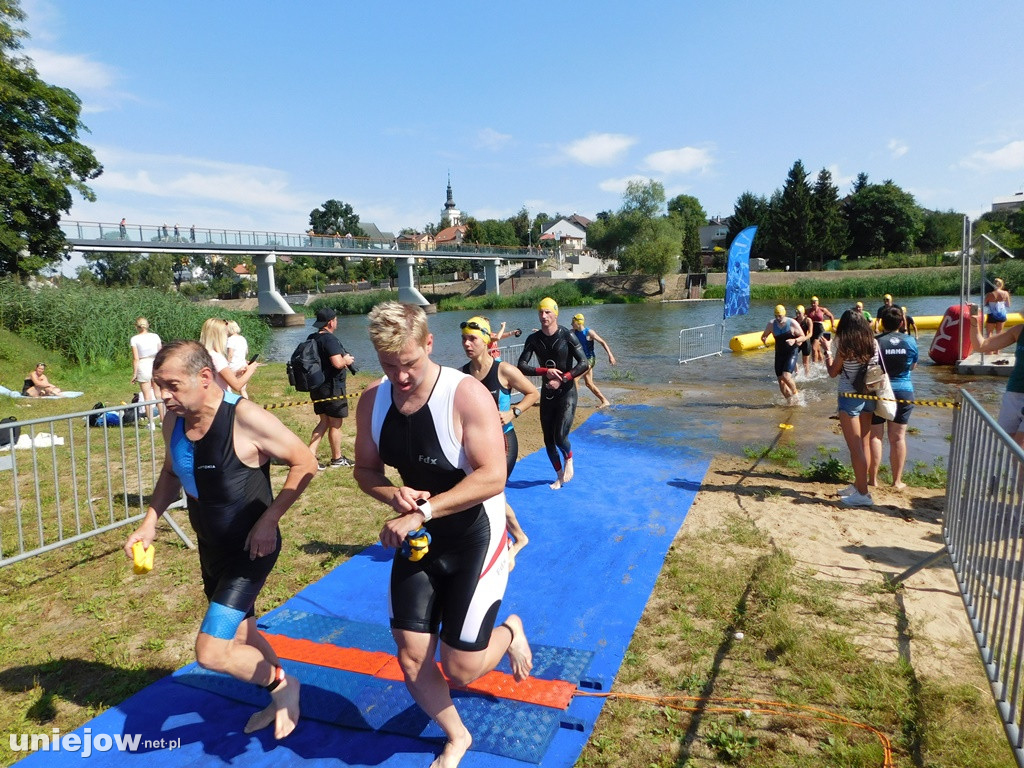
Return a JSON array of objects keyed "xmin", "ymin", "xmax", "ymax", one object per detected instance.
[
  {"xmin": 353, "ymin": 302, "xmax": 532, "ymax": 768},
  {"xmin": 124, "ymin": 340, "xmax": 317, "ymax": 740},
  {"xmin": 518, "ymin": 297, "xmax": 590, "ymax": 489}
]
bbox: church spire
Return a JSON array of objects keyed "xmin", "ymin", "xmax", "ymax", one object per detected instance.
[{"xmin": 442, "ymin": 173, "xmax": 461, "ymax": 226}]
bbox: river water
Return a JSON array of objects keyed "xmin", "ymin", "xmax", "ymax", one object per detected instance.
[{"xmin": 263, "ymin": 296, "xmax": 1007, "ymax": 472}]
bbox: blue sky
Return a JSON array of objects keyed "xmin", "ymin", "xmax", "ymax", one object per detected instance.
[{"xmin": 19, "ymin": 0, "xmax": 1024, "ymax": 246}]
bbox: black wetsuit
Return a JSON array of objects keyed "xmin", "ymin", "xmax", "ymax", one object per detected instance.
[
  {"xmin": 517, "ymin": 326, "xmax": 589, "ymax": 472},
  {"xmin": 772, "ymin": 317, "xmax": 801, "ymax": 377},
  {"xmin": 169, "ymin": 392, "xmax": 278, "ymax": 618},
  {"xmin": 371, "ymin": 367, "xmax": 508, "ymax": 652}
]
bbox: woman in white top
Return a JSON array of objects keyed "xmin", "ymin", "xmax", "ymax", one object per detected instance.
[
  {"xmin": 225, "ymin": 320, "xmax": 251, "ymax": 398},
  {"xmin": 199, "ymin": 317, "xmax": 258, "ymax": 395},
  {"xmin": 130, "ymin": 317, "xmax": 163, "ymax": 420}
]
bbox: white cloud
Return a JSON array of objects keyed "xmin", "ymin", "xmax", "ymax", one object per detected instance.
[
  {"xmin": 90, "ymin": 147, "xmax": 307, "ymax": 215},
  {"xmin": 598, "ymin": 175, "xmax": 649, "ymax": 194},
  {"xmin": 643, "ymin": 146, "xmax": 713, "ymax": 175},
  {"xmin": 23, "ymin": 47, "xmax": 116, "ymax": 91},
  {"xmin": 888, "ymin": 139, "xmax": 909, "ymax": 159},
  {"xmin": 826, "ymin": 164, "xmax": 857, "ymax": 192},
  {"xmin": 475, "ymin": 128, "xmax": 513, "ymax": 151},
  {"xmin": 563, "ymin": 133, "xmax": 637, "ymax": 166},
  {"xmin": 960, "ymin": 140, "xmax": 1024, "ymax": 171}
]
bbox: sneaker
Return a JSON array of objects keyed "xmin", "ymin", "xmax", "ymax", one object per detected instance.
[
  {"xmin": 317, "ymin": 461, "xmax": 328, "ymax": 471},
  {"xmin": 329, "ymin": 456, "xmax": 354, "ymax": 468},
  {"xmin": 840, "ymin": 491, "xmax": 873, "ymax": 507},
  {"xmin": 837, "ymin": 484, "xmax": 858, "ymax": 497}
]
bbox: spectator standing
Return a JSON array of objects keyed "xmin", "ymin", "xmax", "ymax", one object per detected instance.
[
  {"xmin": 868, "ymin": 306, "xmax": 918, "ymax": 489},
  {"xmin": 130, "ymin": 317, "xmax": 164, "ymax": 423},
  {"xmin": 225, "ymin": 320, "xmax": 251, "ymax": 399},
  {"xmin": 307, "ymin": 308, "xmax": 356, "ymax": 470}
]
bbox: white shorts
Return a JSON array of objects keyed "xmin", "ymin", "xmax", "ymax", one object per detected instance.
[
  {"xmin": 997, "ymin": 391, "xmax": 1024, "ymax": 436},
  {"xmin": 136, "ymin": 357, "xmax": 155, "ymax": 383}
]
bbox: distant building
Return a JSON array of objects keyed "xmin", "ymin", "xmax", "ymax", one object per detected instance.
[
  {"xmin": 396, "ymin": 232, "xmax": 435, "ymax": 251},
  {"xmin": 359, "ymin": 222, "xmax": 397, "ymax": 248},
  {"xmin": 434, "ymin": 224, "xmax": 468, "ymax": 247},
  {"xmin": 442, "ymin": 174, "xmax": 462, "ymax": 226},
  {"xmin": 540, "ymin": 215, "xmax": 591, "ymax": 250},
  {"xmin": 699, "ymin": 216, "xmax": 730, "ymax": 252},
  {"xmin": 992, "ymin": 192, "xmax": 1024, "ymax": 213}
]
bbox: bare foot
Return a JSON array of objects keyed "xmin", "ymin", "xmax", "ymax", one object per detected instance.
[
  {"xmin": 561, "ymin": 457, "xmax": 574, "ymax": 485},
  {"xmin": 598, "ymin": 399, "xmax": 611, "ymax": 409},
  {"xmin": 892, "ymin": 481, "xmax": 907, "ymax": 490},
  {"xmin": 508, "ymin": 536, "xmax": 528, "ymax": 572},
  {"xmin": 429, "ymin": 730, "xmax": 472, "ymax": 768},
  {"xmin": 549, "ymin": 476, "xmax": 562, "ymax": 490},
  {"xmin": 501, "ymin": 615, "xmax": 533, "ymax": 682},
  {"xmin": 244, "ymin": 675, "xmax": 301, "ymax": 739}
]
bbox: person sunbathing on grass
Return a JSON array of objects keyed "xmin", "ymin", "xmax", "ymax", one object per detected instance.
[{"xmin": 24, "ymin": 363, "xmax": 62, "ymax": 397}]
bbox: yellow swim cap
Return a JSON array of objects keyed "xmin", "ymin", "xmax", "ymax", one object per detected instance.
[
  {"xmin": 884, "ymin": 294, "xmax": 892, "ymax": 301},
  {"xmin": 538, "ymin": 297, "xmax": 559, "ymax": 314},
  {"xmin": 796, "ymin": 305, "xmax": 805, "ymax": 314},
  {"xmin": 460, "ymin": 316, "xmax": 491, "ymax": 342},
  {"xmin": 811, "ymin": 296, "xmax": 819, "ymax": 302},
  {"xmin": 855, "ymin": 301, "xmax": 864, "ymax": 309},
  {"xmin": 572, "ymin": 313, "xmax": 585, "ymax": 323},
  {"xmin": 774, "ymin": 304, "xmax": 786, "ymax": 316}
]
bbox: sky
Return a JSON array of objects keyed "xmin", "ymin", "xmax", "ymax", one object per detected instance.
[{"xmin": 15, "ymin": 0, "xmax": 1024, "ymax": 266}]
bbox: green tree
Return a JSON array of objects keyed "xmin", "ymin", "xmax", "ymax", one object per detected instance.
[
  {"xmin": 846, "ymin": 180, "xmax": 922, "ymax": 257},
  {"xmin": 464, "ymin": 217, "xmax": 519, "ymax": 247},
  {"xmin": 309, "ymin": 199, "xmax": 365, "ymax": 237},
  {"xmin": 917, "ymin": 209, "xmax": 965, "ymax": 253},
  {"xmin": 667, "ymin": 194, "xmax": 707, "ymax": 273},
  {"xmin": 808, "ymin": 168, "xmax": 848, "ymax": 268},
  {"xmin": 727, "ymin": 192, "xmax": 769, "ymax": 251},
  {"xmin": 0, "ymin": 0, "xmax": 102, "ymax": 277},
  {"xmin": 616, "ymin": 180, "xmax": 679, "ymax": 277},
  {"xmin": 773, "ymin": 160, "xmax": 813, "ymax": 270}
]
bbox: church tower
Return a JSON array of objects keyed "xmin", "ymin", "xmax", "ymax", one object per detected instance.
[{"xmin": 442, "ymin": 173, "xmax": 462, "ymax": 226}]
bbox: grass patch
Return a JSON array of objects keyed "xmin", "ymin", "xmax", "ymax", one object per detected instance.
[
  {"xmin": 742, "ymin": 441, "xmax": 801, "ymax": 468},
  {"xmin": 578, "ymin": 510, "xmax": 1010, "ymax": 768}
]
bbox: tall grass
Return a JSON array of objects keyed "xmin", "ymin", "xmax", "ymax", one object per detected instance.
[
  {"xmin": 703, "ymin": 266, "xmax": 1003, "ymax": 302},
  {"xmin": 0, "ymin": 281, "xmax": 270, "ymax": 368},
  {"xmin": 308, "ymin": 290, "xmax": 398, "ymax": 316},
  {"xmin": 434, "ymin": 281, "xmax": 598, "ymax": 313}
]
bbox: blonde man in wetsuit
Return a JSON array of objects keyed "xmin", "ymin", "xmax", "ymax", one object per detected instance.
[{"xmin": 354, "ymin": 302, "xmax": 533, "ymax": 768}]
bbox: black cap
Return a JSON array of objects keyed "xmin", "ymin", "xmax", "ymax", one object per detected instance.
[{"xmin": 313, "ymin": 307, "xmax": 337, "ymax": 329}]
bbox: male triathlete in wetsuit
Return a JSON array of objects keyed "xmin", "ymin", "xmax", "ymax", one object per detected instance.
[
  {"xmin": 354, "ymin": 302, "xmax": 532, "ymax": 768},
  {"xmin": 517, "ymin": 297, "xmax": 590, "ymax": 489},
  {"xmin": 124, "ymin": 341, "xmax": 317, "ymax": 740},
  {"xmin": 761, "ymin": 305, "xmax": 808, "ymax": 404}
]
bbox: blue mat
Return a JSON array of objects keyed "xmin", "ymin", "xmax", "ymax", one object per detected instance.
[{"xmin": 17, "ymin": 406, "xmax": 711, "ymax": 767}]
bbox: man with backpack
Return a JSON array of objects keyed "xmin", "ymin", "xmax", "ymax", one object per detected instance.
[{"xmin": 304, "ymin": 307, "xmax": 357, "ymax": 470}]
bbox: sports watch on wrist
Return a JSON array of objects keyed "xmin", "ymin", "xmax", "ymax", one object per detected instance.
[
  {"xmin": 416, "ymin": 498, "xmax": 433, "ymax": 521},
  {"xmin": 513, "ymin": 407, "xmax": 522, "ymax": 418}
]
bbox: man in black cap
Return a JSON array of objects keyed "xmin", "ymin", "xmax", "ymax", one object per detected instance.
[{"xmin": 307, "ymin": 308, "xmax": 357, "ymax": 469}]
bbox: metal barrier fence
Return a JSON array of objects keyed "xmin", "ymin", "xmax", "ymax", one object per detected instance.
[
  {"xmin": 898, "ymin": 389, "xmax": 1024, "ymax": 766},
  {"xmin": 678, "ymin": 324, "xmax": 725, "ymax": 364},
  {"xmin": 0, "ymin": 401, "xmax": 192, "ymax": 568}
]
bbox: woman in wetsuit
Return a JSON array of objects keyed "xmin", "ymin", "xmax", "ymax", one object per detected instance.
[
  {"xmin": 460, "ymin": 316, "xmax": 539, "ymax": 568},
  {"xmin": 760, "ymin": 305, "xmax": 808, "ymax": 404},
  {"xmin": 985, "ymin": 277, "xmax": 1012, "ymax": 351}
]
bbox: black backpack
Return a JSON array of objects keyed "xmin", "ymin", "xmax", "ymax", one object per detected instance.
[
  {"xmin": 0, "ymin": 416, "xmax": 19, "ymax": 448},
  {"xmin": 287, "ymin": 335, "xmax": 325, "ymax": 392}
]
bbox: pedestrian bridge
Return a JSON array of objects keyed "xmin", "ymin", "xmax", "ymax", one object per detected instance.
[{"xmin": 60, "ymin": 220, "xmax": 535, "ymax": 321}]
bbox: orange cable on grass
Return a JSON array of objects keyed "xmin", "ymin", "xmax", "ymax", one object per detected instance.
[{"xmin": 576, "ymin": 690, "xmax": 893, "ymax": 768}]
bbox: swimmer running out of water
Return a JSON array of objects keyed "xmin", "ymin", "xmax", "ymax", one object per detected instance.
[
  {"xmin": 761, "ymin": 305, "xmax": 808, "ymax": 405},
  {"xmin": 517, "ymin": 297, "xmax": 590, "ymax": 489}
]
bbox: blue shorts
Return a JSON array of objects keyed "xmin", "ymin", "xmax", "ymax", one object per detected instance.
[{"xmin": 838, "ymin": 392, "xmax": 877, "ymax": 417}]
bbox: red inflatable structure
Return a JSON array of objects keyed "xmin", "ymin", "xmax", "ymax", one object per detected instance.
[{"xmin": 928, "ymin": 304, "xmax": 973, "ymax": 364}]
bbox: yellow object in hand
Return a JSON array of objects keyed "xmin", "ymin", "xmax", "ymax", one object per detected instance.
[{"xmin": 132, "ymin": 541, "xmax": 155, "ymax": 574}]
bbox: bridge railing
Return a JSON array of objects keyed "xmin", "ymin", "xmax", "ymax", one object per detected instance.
[{"xmin": 60, "ymin": 220, "xmax": 568, "ymax": 261}]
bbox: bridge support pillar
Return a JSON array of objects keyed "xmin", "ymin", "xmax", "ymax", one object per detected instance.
[
  {"xmin": 397, "ymin": 258, "xmax": 431, "ymax": 310},
  {"xmin": 484, "ymin": 259, "xmax": 500, "ymax": 296},
  {"xmin": 254, "ymin": 253, "xmax": 303, "ymax": 326}
]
